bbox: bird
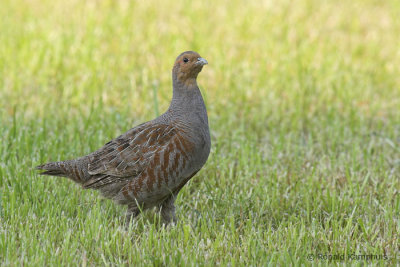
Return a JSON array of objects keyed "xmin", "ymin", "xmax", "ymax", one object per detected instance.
[{"xmin": 36, "ymin": 51, "xmax": 210, "ymax": 224}]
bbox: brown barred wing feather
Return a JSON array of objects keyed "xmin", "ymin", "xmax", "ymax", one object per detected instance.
[
  {"xmin": 85, "ymin": 123, "xmax": 178, "ymax": 185},
  {"xmin": 113, "ymin": 125, "xmax": 196, "ymax": 205}
]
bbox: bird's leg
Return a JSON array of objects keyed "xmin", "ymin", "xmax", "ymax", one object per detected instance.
[
  {"xmin": 125, "ymin": 204, "xmax": 140, "ymax": 225},
  {"xmin": 160, "ymin": 195, "xmax": 177, "ymax": 225}
]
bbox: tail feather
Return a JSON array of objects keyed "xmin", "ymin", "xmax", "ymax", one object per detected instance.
[
  {"xmin": 36, "ymin": 159, "xmax": 125, "ymax": 199},
  {"xmin": 36, "ymin": 158, "xmax": 90, "ymax": 184},
  {"xmin": 36, "ymin": 162, "xmax": 69, "ymax": 177},
  {"xmin": 37, "ymin": 169, "xmax": 66, "ymax": 176}
]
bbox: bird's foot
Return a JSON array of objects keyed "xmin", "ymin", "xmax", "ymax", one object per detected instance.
[{"xmin": 125, "ymin": 205, "xmax": 140, "ymax": 226}]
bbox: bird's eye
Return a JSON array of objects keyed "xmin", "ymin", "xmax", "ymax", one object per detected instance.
[{"xmin": 183, "ymin": 58, "xmax": 189, "ymax": 63}]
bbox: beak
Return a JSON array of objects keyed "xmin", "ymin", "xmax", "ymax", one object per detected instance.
[{"xmin": 196, "ymin": 57, "xmax": 208, "ymax": 66}]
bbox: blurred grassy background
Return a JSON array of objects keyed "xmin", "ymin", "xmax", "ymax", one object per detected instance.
[{"xmin": 1, "ymin": 0, "xmax": 399, "ymax": 265}]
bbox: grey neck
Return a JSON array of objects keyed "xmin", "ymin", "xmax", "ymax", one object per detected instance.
[{"xmin": 167, "ymin": 75, "xmax": 208, "ymax": 126}]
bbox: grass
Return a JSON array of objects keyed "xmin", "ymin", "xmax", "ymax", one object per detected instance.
[{"xmin": 1, "ymin": 0, "xmax": 399, "ymax": 265}]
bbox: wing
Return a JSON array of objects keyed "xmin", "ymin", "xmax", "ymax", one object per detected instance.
[
  {"xmin": 87, "ymin": 122, "xmax": 178, "ymax": 178},
  {"xmin": 112, "ymin": 124, "xmax": 198, "ymax": 205}
]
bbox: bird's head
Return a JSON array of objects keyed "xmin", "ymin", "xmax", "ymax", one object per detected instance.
[{"xmin": 172, "ymin": 51, "xmax": 208, "ymax": 87}]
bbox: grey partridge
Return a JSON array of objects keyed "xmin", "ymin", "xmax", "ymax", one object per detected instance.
[{"xmin": 36, "ymin": 51, "xmax": 210, "ymax": 224}]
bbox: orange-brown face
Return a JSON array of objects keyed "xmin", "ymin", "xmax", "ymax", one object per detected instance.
[{"xmin": 173, "ymin": 51, "xmax": 208, "ymax": 86}]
